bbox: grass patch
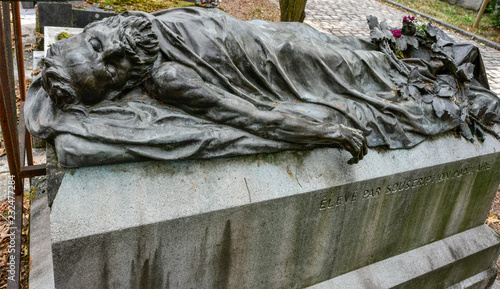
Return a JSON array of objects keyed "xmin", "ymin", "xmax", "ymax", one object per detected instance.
[
  {"xmin": 384, "ymin": 0, "xmax": 500, "ymax": 43},
  {"xmin": 83, "ymin": 0, "xmax": 195, "ymax": 13}
]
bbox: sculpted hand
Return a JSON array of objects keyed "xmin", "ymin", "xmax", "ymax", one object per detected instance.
[
  {"xmin": 329, "ymin": 124, "xmax": 368, "ymax": 164},
  {"xmin": 346, "ymin": 128, "xmax": 368, "ymax": 164}
]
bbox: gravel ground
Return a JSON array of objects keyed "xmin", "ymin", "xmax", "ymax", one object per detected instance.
[{"xmin": 220, "ymin": 0, "xmax": 280, "ymax": 21}]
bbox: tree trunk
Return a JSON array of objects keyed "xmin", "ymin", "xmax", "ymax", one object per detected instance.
[
  {"xmin": 473, "ymin": 0, "xmax": 489, "ymax": 29},
  {"xmin": 279, "ymin": 0, "xmax": 307, "ymax": 22}
]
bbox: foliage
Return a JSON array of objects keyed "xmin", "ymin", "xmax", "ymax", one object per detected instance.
[
  {"xmin": 486, "ymin": 0, "xmax": 497, "ymax": 13},
  {"xmin": 368, "ymin": 15, "xmax": 496, "ymax": 142},
  {"xmin": 487, "ymin": 0, "xmax": 500, "ymax": 27},
  {"xmin": 486, "ymin": 212, "xmax": 500, "ymax": 226},
  {"xmin": 387, "ymin": 0, "xmax": 500, "ymax": 43},
  {"xmin": 57, "ymin": 32, "xmax": 73, "ymax": 40}
]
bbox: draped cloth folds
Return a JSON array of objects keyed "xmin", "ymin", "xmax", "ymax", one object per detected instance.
[{"xmin": 25, "ymin": 8, "xmax": 499, "ymax": 167}]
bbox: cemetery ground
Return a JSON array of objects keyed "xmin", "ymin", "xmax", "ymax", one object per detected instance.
[
  {"xmin": 1, "ymin": 0, "xmax": 500, "ymax": 287},
  {"xmin": 74, "ymin": 0, "xmax": 281, "ymax": 21}
]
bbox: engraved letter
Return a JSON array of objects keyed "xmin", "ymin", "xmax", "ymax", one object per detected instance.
[{"xmin": 320, "ymin": 198, "xmax": 327, "ymax": 210}]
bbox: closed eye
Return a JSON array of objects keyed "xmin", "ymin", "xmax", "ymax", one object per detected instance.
[{"xmin": 89, "ymin": 37, "xmax": 102, "ymax": 52}]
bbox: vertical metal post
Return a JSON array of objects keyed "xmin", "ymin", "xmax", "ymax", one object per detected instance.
[
  {"xmin": 12, "ymin": 2, "xmax": 25, "ymax": 102},
  {"xmin": 0, "ymin": 0, "xmax": 21, "ymax": 185},
  {"xmin": 1, "ymin": 2, "xmax": 47, "ymax": 286},
  {"xmin": 12, "ymin": 1, "xmax": 35, "ymax": 176},
  {"xmin": 0, "ymin": 2, "xmax": 23, "ymax": 289},
  {"xmin": 1, "ymin": 1, "xmax": 47, "ymax": 286}
]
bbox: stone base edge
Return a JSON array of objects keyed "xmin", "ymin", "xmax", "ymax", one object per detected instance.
[
  {"xmin": 29, "ymin": 191, "xmax": 55, "ymax": 289},
  {"xmin": 448, "ymin": 267, "xmax": 497, "ymax": 289},
  {"xmin": 307, "ymin": 225, "xmax": 500, "ymax": 289}
]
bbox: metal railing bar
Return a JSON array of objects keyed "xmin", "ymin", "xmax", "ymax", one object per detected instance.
[
  {"xmin": 11, "ymin": 1, "xmax": 36, "ymax": 185},
  {"xmin": 9, "ymin": 192, "xmax": 23, "ymax": 289},
  {"xmin": 1, "ymin": 3, "xmax": 25, "ymax": 289},
  {"xmin": 18, "ymin": 102, "xmax": 26, "ymax": 176},
  {"xmin": 20, "ymin": 164, "xmax": 47, "ymax": 178},
  {"xmin": 17, "ymin": 101, "xmax": 45, "ymax": 178},
  {"xmin": 12, "ymin": 2, "xmax": 26, "ymax": 102},
  {"xmin": 2, "ymin": 3, "xmax": 48, "ymax": 288},
  {"xmin": 0, "ymin": 2, "xmax": 21, "ymax": 189}
]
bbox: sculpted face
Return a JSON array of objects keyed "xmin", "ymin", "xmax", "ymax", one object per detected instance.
[
  {"xmin": 57, "ymin": 26, "xmax": 133, "ymax": 105},
  {"xmin": 43, "ymin": 15, "xmax": 159, "ymax": 108}
]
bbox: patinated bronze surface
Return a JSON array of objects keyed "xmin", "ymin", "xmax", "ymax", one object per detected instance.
[{"xmin": 25, "ymin": 8, "xmax": 499, "ymax": 167}]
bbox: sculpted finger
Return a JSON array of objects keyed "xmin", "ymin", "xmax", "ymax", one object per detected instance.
[
  {"xmin": 354, "ymin": 130, "xmax": 367, "ymax": 156},
  {"xmin": 343, "ymin": 128, "xmax": 365, "ymax": 164},
  {"xmin": 348, "ymin": 130, "xmax": 367, "ymax": 164},
  {"xmin": 348, "ymin": 156, "xmax": 359, "ymax": 165},
  {"xmin": 353, "ymin": 137, "xmax": 363, "ymax": 149},
  {"xmin": 347, "ymin": 147, "xmax": 361, "ymax": 164},
  {"xmin": 357, "ymin": 147, "xmax": 365, "ymax": 161}
]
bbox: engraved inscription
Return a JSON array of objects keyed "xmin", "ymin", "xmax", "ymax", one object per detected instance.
[
  {"xmin": 319, "ymin": 162, "xmax": 492, "ymax": 211},
  {"xmin": 320, "ymin": 187, "xmax": 382, "ymax": 210}
]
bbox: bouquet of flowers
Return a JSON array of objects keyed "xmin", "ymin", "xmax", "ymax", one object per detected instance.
[
  {"xmin": 367, "ymin": 15, "xmax": 499, "ymax": 142},
  {"xmin": 195, "ymin": 0, "xmax": 221, "ymax": 8}
]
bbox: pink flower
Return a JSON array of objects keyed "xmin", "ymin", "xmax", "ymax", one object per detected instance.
[
  {"xmin": 391, "ymin": 29, "xmax": 402, "ymax": 38},
  {"xmin": 403, "ymin": 15, "xmax": 415, "ymax": 22}
]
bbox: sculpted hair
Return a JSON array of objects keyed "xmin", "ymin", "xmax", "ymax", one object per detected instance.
[
  {"xmin": 41, "ymin": 40, "xmax": 78, "ymax": 107},
  {"xmin": 85, "ymin": 14, "xmax": 160, "ymax": 90},
  {"xmin": 42, "ymin": 15, "xmax": 159, "ymax": 106}
]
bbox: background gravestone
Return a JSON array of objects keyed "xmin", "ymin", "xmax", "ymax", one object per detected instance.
[
  {"xmin": 37, "ymin": 2, "xmax": 116, "ymax": 32},
  {"xmin": 37, "ymin": 2, "xmax": 72, "ymax": 30},
  {"xmin": 440, "ymin": 0, "xmax": 482, "ymax": 11}
]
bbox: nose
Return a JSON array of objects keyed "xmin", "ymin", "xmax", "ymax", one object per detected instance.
[{"xmin": 103, "ymin": 41, "xmax": 125, "ymax": 61}]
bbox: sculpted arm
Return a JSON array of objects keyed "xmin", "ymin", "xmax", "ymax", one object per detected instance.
[{"xmin": 147, "ymin": 61, "xmax": 368, "ymax": 163}]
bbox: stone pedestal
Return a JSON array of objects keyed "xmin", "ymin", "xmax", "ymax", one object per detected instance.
[{"xmin": 31, "ymin": 129, "xmax": 500, "ymax": 288}]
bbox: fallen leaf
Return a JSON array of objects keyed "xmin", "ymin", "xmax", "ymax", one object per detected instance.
[{"xmin": 486, "ymin": 213, "xmax": 500, "ymax": 226}]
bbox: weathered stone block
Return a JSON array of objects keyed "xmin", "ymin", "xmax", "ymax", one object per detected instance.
[
  {"xmin": 37, "ymin": 2, "xmax": 72, "ymax": 32},
  {"xmin": 21, "ymin": 2, "xmax": 35, "ymax": 9},
  {"xmin": 440, "ymin": 0, "xmax": 483, "ymax": 11},
  {"xmin": 45, "ymin": 128, "xmax": 500, "ymax": 288},
  {"xmin": 43, "ymin": 26, "xmax": 82, "ymax": 55},
  {"xmin": 308, "ymin": 225, "xmax": 500, "ymax": 288},
  {"xmin": 37, "ymin": 3, "xmax": 116, "ymax": 31},
  {"xmin": 72, "ymin": 9, "xmax": 116, "ymax": 28}
]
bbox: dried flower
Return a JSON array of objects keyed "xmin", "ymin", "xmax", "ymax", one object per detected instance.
[{"xmin": 391, "ymin": 29, "xmax": 402, "ymax": 38}]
